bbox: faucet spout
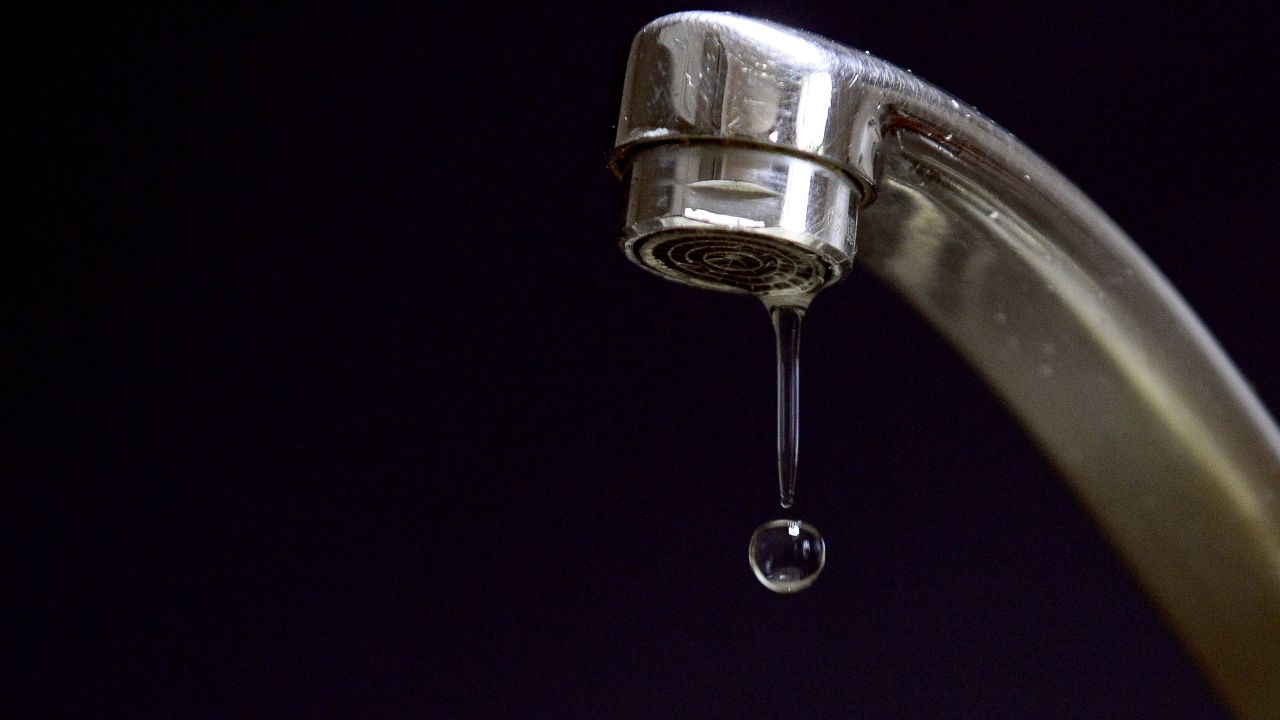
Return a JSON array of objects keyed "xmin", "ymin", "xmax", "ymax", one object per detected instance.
[{"xmin": 610, "ymin": 12, "xmax": 1280, "ymax": 719}]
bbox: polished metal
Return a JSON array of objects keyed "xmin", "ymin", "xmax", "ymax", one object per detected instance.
[
  {"xmin": 622, "ymin": 143, "xmax": 860, "ymax": 304},
  {"xmin": 610, "ymin": 12, "xmax": 1280, "ymax": 719}
]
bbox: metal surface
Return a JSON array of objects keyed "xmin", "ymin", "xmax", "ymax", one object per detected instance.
[
  {"xmin": 609, "ymin": 12, "xmax": 1280, "ymax": 719},
  {"xmin": 622, "ymin": 143, "xmax": 860, "ymax": 303}
]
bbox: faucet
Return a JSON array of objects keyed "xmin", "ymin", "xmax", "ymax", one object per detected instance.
[{"xmin": 608, "ymin": 12, "xmax": 1280, "ymax": 719}]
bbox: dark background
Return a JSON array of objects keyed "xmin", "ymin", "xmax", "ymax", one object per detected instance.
[{"xmin": 13, "ymin": 2, "xmax": 1279, "ymax": 717}]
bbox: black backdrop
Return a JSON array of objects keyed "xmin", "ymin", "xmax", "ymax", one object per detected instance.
[{"xmin": 15, "ymin": 2, "xmax": 1280, "ymax": 717}]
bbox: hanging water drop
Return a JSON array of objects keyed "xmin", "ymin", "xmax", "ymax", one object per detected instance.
[
  {"xmin": 750, "ymin": 301, "xmax": 826, "ymax": 593},
  {"xmin": 749, "ymin": 519, "xmax": 826, "ymax": 593}
]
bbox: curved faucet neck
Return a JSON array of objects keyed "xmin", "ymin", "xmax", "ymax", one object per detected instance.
[{"xmin": 611, "ymin": 12, "xmax": 1280, "ymax": 719}]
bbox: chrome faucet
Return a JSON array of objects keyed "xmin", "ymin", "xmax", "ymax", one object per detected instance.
[{"xmin": 608, "ymin": 12, "xmax": 1280, "ymax": 718}]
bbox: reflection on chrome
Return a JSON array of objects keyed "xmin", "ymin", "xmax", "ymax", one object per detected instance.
[{"xmin": 610, "ymin": 12, "xmax": 1280, "ymax": 719}]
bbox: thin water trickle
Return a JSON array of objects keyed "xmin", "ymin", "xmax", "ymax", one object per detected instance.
[
  {"xmin": 749, "ymin": 301, "xmax": 826, "ymax": 594},
  {"xmin": 770, "ymin": 304, "xmax": 804, "ymax": 509},
  {"xmin": 747, "ymin": 294, "xmax": 824, "ymax": 591}
]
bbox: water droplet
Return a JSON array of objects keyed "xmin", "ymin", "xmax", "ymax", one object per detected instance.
[
  {"xmin": 949, "ymin": 99, "xmax": 960, "ymax": 109},
  {"xmin": 987, "ymin": 210, "xmax": 1000, "ymax": 220},
  {"xmin": 1022, "ymin": 174, "xmax": 1032, "ymax": 182},
  {"xmin": 749, "ymin": 520, "xmax": 826, "ymax": 593}
]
